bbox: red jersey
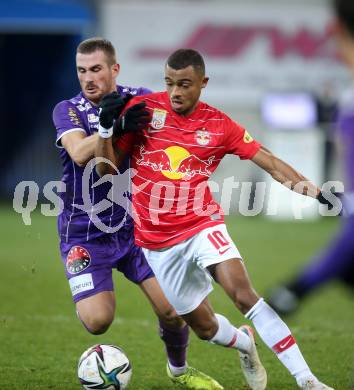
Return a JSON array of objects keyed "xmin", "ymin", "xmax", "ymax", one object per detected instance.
[{"xmin": 116, "ymin": 91, "xmax": 261, "ymax": 249}]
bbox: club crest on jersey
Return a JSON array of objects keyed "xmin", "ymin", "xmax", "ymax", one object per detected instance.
[
  {"xmin": 195, "ymin": 130, "xmax": 211, "ymax": 146},
  {"xmin": 151, "ymin": 109, "xmax": 167, "ymax": 130},
  {"xmin": 66, "ymin": 246, "xmax": 91, "ymax": 274}
]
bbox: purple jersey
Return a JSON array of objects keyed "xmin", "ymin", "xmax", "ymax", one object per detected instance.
[
  {"xmin": 337, "ymin": 91, "xmax": 354, "ymax": 193},
  {"xmin": 53, "ymin": 85, "xmax": 151, "ymax": 242}
]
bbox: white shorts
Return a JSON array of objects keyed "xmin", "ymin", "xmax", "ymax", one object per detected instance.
[{"xmin": 142, "ymin": 224, "xmax": 242, "ymax": 315}]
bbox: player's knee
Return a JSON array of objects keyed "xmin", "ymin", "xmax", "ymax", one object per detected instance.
[
  {"xmin": 158, "ymin": 306, "xmax": 183, "ymax": 328},
  {"xmin": 191, "ymin": 320, "xmax": 218, "ymax": 341},
  {"xmin": 80, "ymin": 313, "xmax": 113, "ymax": 335}
]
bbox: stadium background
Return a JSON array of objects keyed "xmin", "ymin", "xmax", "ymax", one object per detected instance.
[{"xmin": 0, "ymin": 0, "xmax": 353, "ymax": 389}]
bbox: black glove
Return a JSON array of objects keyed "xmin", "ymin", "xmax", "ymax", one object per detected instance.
[
  {"xmin": 317, "ymin": 190, "xmax": 342, "ymax": 211},
  {"xmin": 113, "ymin": 102, "xmax": 151, "ymax": 136},
  {"xmin": 98, "ymin": 92, "xmax": 132, "ymax": 129}
]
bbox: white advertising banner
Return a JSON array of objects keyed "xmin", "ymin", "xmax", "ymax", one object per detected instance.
[{"xmin": 100, "ymin": 1, "xmax": 349, "ymax": 106}]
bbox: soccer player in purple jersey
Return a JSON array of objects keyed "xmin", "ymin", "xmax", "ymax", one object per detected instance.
[
  {"xmin": 53, "ymin": 37, "xmax": 222, "ymax": 390},
  {"xmin": 268, "ymin": 0, "xmax": 354, "ymax": 317}
]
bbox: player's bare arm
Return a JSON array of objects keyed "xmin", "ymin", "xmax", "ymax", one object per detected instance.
[
  {"xmin": 251, "ymin": 145, "xmax": 320, "ymax": 198},
  {"xmin": 95, "ymin": 135, "xmax": 122, "ymax": 176},
  {"xmin": 61, "ymin": 131, "xmax": 100, "ymax": 167}
]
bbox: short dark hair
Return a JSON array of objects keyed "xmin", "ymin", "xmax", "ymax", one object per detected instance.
[
  {"xmin": 166, "ymin": 49, "xmax": 205, "ymax": 76},
  {"xmin": 334, "ymin": 0, "xmax": 354, "ymax": 37},
  {"xmin": 76, "ymin": 37, "xmax": 117, "ymax": 65}
]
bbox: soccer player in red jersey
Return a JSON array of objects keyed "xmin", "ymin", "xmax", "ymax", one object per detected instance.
[{"xmin": 95, "ymin": 49, "xmax": 336, "ymax": 390}]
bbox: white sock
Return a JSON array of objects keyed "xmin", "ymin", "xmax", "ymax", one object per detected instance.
[
  {"xmin": 246, "ymin": 298, "xmax": 313, "ymax": 382},
  {"xmin": 209, "ymin": 313, "xmax": 252, "ymax": 354},
  {"xmin": 168, "ymin": 361, "xmax": 187, "ymax": 377}
]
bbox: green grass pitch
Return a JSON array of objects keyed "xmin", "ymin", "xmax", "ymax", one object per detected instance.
[{"xmin": 0, "ymin": 206, "xmax": 353, "ymax": 389}]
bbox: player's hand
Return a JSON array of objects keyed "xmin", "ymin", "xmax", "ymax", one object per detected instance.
[
  {"xmin": 317, "ymin": 190, "xmax": 342, "ymax": 212},
  {"xmin": 113, "ymin": 102, "xmax": 151, "ymax": 136},
  {"xmin": 98, "ymin": 92, "xmax": 128, "ymax": 129}
]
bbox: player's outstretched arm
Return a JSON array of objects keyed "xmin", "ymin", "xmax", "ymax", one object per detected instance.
[
  {"xmin": 251, "ymin": 145, "xmax": 320, "ymax": 198},
  {"xmin": 251, "ymin": 144, "xmax": 342, "ymax": 215}
]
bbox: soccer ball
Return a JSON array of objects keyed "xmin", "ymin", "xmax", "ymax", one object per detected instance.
[{"xmin": 78, "ymin": 344, "xmax": 132, "ymax": 389}]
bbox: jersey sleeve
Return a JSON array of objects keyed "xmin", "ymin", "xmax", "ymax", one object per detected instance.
[
  {"xmin": 223, "ymin": 115, "xmax": 261, "ymax": 159},
  {"xmin": 53, "ymin": 100, "xmax": 86, "ymax": 148}
]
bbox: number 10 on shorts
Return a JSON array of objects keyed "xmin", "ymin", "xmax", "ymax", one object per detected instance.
[{"xmin": 207, "ymin": 230, "xmax": 230, "ymax": 255}]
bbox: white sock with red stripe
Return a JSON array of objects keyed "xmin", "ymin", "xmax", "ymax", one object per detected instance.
[
  {"xmin": 246, "ymin": 298, "xmax": 315, "ymax": 383},
  {"xmin": 209, "ymin": 313, "xmax": 252, "ymax": 354}
]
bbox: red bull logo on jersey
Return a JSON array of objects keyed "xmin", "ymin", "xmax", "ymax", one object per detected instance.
[
  {"xmin": 137, "ymin": 146, "xmax": 173, "ymax": 171},
  {"xmin": 137, "ymin": 145, "xmax": 215, "ymax": 180}
]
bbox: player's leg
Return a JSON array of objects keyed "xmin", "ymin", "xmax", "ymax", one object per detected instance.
[
  {"xmin": 139, "ymin": 276, "xmax": 189, "ymax": 373},
  {"xmin": 181, "ymin": 297, "xmax": 266, "ymax": 390},
  {"xmin": 268, "ymin": 217, "xmax": 354, "ymax": 315},
  {"xmin": 115, "ymin": 233, "xmax": 189, "ymax": 372},
  {"xmin": 140, "ymin": 279, "xmax": 224, "ymax": 389},
  {"xmin": 142, "ymin": 232, "xmax": 266, "ymax": 390},
  {"xmin": 76, "ymin": 291, "xmax": 115, "ymax": 335},
  {"xmin": 118, "ymin": 229, "xmax": 223, "ymax": 390},
  {"xmin": 60, "ymin": 240, "xmax": 116, "ymax": 335},
  {"xmin": 180, "ymin": 296, "xmax": 253, "ymax": 352},
  {"xmin": 339, "ymin": 257, "xmax": 354, "ymax": 288},
  {"xmin": 212, "ymin": 257, "xmax": 333, "ymax": 389}
]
